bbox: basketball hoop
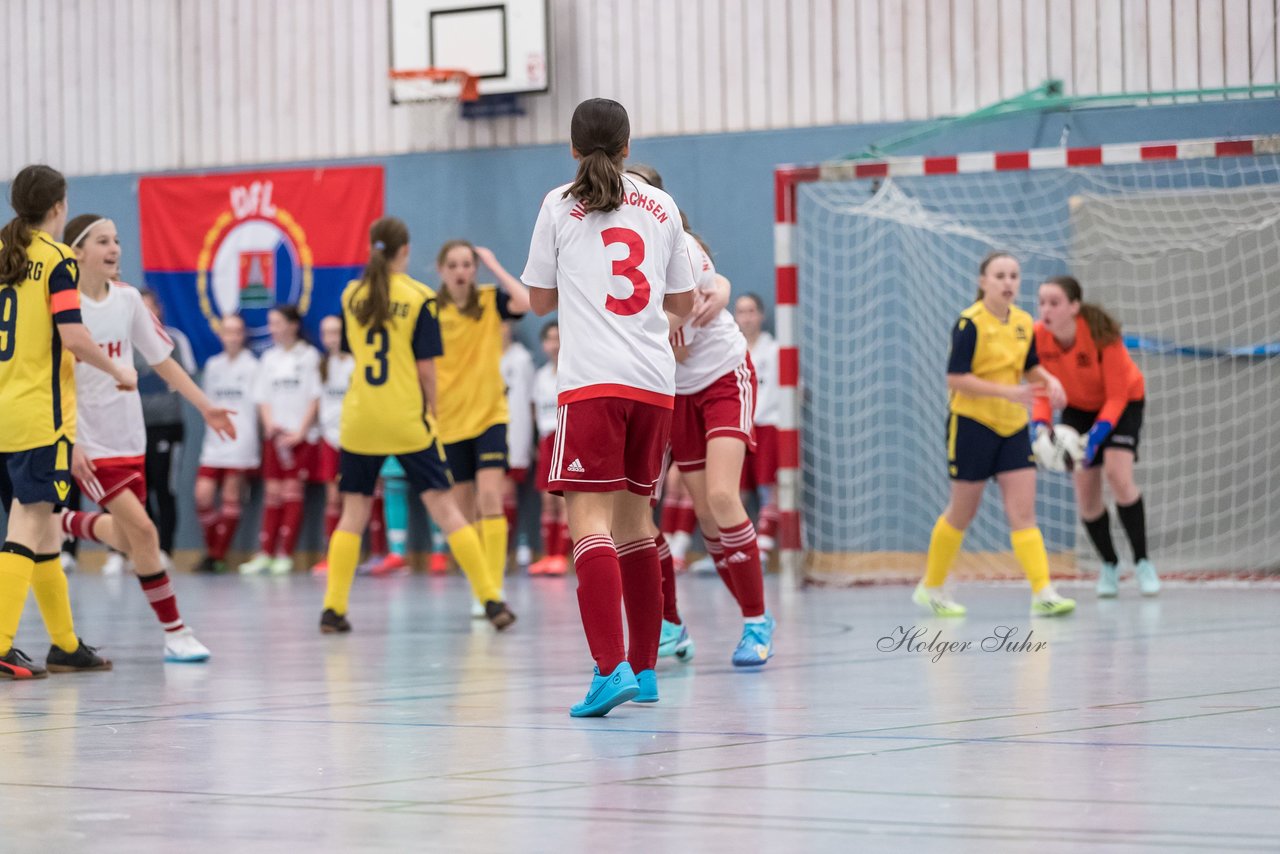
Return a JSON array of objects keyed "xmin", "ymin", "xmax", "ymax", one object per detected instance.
[{"xmin": 388, "ymin": 67, "xmax": 481, "ymax": 103}]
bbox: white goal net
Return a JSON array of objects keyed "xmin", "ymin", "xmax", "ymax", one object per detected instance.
[{"xmin": 794, "ymin": 142, "xmax": 1280, "ymax": 582}]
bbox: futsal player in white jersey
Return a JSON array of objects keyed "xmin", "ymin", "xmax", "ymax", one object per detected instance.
[
  {"xmin": 529, "ymin": 321, "xmax": 568, "ymax": 576},
  {"xmin": 240, "ymin": 305, "xmax": 321, "ymax": 575},
  {"xmin": 311, "ymin": 315, "xmax": 355, "ymax": 575},
  {"xmin": 194, "ymin": 314, "xmax": 260, "ymax": 573},
  {"xmin": 735, "ymin": 294, "xmax": 781, "ymax": 560},
  {"xmin": 62, "ymin": 214, "xmax": 230, "ymax": 662},
  {"xmin": 499, "ymin": 321, "xmax": 535, "ymax": 569},
  {"xmin": 523, "ymin": 99, "xmax": 696, "ymax": 717}
]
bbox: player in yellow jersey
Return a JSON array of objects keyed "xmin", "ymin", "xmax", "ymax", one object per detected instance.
[
  {"xmin": 319, "ymin": 217, "xmax": 516, "ymax": 633},
  {"xmin": 0, "ymin": 165, "xmax": 136, "ymax": 679},
  {"xmin": 914, "ymin": 251, "xmax": 1076, "ymax": 618},
  {"xmin": 434, "ymin": 240, "xmax": 530, "ymax": 616}
]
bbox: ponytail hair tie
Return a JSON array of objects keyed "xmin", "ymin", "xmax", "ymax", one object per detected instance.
[{"xmin": 373, "ymin": 240, "xmax": 386, "ymax": 251}]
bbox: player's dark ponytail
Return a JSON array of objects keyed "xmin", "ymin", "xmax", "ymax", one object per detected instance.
[
  {"xmin": 564, "ymin": 99, "xmax": 629, "ymax": 213},
  {"xmin": 356, "ymin": 217, "xmax": 409, "ymax": 330},
  {"xmin": 1045, "ymin": 275, "xmax": 1122, "ymax": 347},
  {"xmin": 0, "ymin": 165, "xmax": 67, "ymax": 286}
]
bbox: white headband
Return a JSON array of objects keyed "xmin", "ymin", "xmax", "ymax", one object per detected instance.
[{"xmin": 70, "ymin": 218, "xmax": 109, "ymax": 248}]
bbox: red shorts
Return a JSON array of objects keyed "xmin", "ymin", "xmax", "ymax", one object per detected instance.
[
  {"xmin": 315, "ymin": 441, "xmax": 341, "ymax": 482},
  {"xmin": 546, "ymin": 397, "xmax": 671, "ymax": 496},
  {"xmin": 535, "ymin": 434, "xmax": 556, "ymax": 491},
  {"xmin": 197, "ymin": 465, "xmax": 254, "ymax": 483},
  {"xmin": 261, "ymin": 439, "xmax": 318, "ymax": 481},
  {"xmin": 78, "ymin": 456, "xmax": 146, "ymax": 507},
  {"xmin": 671, "ymin": 360, "xmax": 757, "ymax": 472},
  {"xmin": 742, "ymin": 424, "xmax": 779, "ymax": 490}
]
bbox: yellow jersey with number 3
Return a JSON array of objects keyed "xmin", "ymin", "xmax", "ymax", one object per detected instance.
[
  {"xmin": 0, "ymin": 229, "xmax": 81, "ymax": 451},
  {"xmin": 338, "ymin": 272, "xmax": 443, "ymax": 455}
]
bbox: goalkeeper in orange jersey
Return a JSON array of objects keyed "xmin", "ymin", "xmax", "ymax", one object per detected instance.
[{"xmin": 1034, "ymin": 275, "xmax": 1158, "ymax": 598}]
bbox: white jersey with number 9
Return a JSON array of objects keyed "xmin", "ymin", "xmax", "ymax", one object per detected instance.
[{"xmin": 521, "ymin": 175, "xmax": 697, "ymax": 407}]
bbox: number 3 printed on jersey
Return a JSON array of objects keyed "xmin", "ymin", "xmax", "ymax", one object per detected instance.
[{"xmin": 601, "ymin": 228, "xmax": 650, "ymax": 316}]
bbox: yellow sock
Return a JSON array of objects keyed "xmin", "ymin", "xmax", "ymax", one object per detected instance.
[
  {"xmin": 923, "ymin": 516, "xmax": 965, "ymax": 587},
  {"xmin": 1011, "ymin": 527, "xmax": 1051, "ymax": 593},
  {"xmin": 449, "ymin": 526, "xmax": 499, "ymax": 604},
  {"xmin": 31, "ymin": 554, "xmax": 77, "ymax": 653},
  {"xmin": 322, "ymin": 530, "xmax": 362, "ymax": 614},
  {"xmin": 480, "ymin": 516, "xmax": 508, "ymax": 594},
  {"xmin": 0, "ymin": 548, "xmax": 36, "ymax": 655}
]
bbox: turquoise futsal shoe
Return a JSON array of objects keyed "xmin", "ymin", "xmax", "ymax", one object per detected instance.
[
  {"xmin": 633, "ymin": 668, "xmax": 659, "ymax": 703},
  {"xmin": 657, "ymin": 619, "xmax": 695, "ymax": 661},
  {"xmin": 732, "ymin": 613, "xmax": 775, "ymax": 667},
  {"xmin": 569, "ymin": 662, "xmax": 640, "ymax": 717}
]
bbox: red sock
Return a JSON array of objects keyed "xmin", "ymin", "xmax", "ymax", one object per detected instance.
[
  {"xmin": 503, "ymin": 493, "xmax": 519, "ymax": 536},
  {"xmin": 138, "ymin": 571, "xmax": 185, "ymax": 632},
  {"xmin": 618, "ymin": 538, "xmax": 662, "ymax": 673},
  {"xmin": 368, "ymin": 492, "xmax": 387, "ymax": 555},
  {"xmin": 541, "ymin": 515, "xmax": 557, "ymax": 557},
  {"xmin": 324, "ymin": 504, "xmax": 341, "ymax": 540},
  {"xmin": 571, "ymin": 535, "xmax": 625, "ymax": 675},
  {"xmin": 259, "ymin": 499, "xmax": 283, "ymax": 554},
  {"xmin": 655, "ymin": 533, "xmax": 680, "ymax": 624},
  {"xmin": 557, "ymin": 522, "xmax": 570, "ymax": 557},
  {"xmin": 212, "ymin": 500, "xmax": 241, "ymax": 561},
  {"xmin": 279, "ymin": 500, "xmax": 304, "ymax": 556},
  {"xmin": 705, "ymin": 534, "xmax": 739, "ymax": 605},
  {"xmin": 676, "ymin": 500, "xmax": 697, "ymax": 536},
  {"xmin": 62, "ymin": 510, "xmax": 106, "ymax": 544},
  {"xmin": 659, "ymin": 498, "xmax": 680, "ymax": 536},
  {"xmin": 198, "ymin": 505, "xmax": 220, "ymax": 553},
  {"xmin": 721, "ymin": 519, "xmax": 766, "ymax": 618}
]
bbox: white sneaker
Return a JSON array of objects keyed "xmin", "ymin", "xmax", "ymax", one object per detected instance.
[
  {"xmin": 239, "ymin": 552, "xmax": 272, "ymax": 575},
  {"xmin": 688, "ymin": 555, "xmax": 717, "ymax": 574},
  {"xmin": 60, "ymin": 552, "xmax": 78, "ymax": 574},
  {"xmin": 164, "ymin": 627, "xmax": 211, "ymax": 662},
  {"xmin": 102, "ymin": 552, "xmax": 127, "ymax": 576},
  {"xmin": 269, "ymin": 555, "xmax": 294, "ymax": 575}
]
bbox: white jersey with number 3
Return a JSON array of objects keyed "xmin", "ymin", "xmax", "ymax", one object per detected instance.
[
  {"xmin": 672, "ymin": 234, "xmax": 747, "ymax": 395},
  {"xmin": 521, "ymin": 176, "xmax": 696, "ymax": 405},
  {"xmin": 75, "ymin": 283, "xmax": 174, "ymax": 460}
]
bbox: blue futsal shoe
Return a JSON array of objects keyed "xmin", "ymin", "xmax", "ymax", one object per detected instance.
[
  {"xmin": 633, "ymin": 668, "xmax": 659, "ymax": 703},
  {"xmin": 732, "ymin": 613, "xmax": 775, "ymax": 667},
  {"xmin": 657, "ymin": 619, "xmax": 695, "ymax": 661},
  {"xmin": 569, "ymin": 662, "xmax": 640, "ymax": 717}
]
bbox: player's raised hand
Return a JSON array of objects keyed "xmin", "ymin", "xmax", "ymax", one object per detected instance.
[
  {"xmin": 474, "ymin": 245, "xmax": 500, "ymax": 272},
  {"xmin": 201, "ymin": 405, "xmax": 238, "ymax": 441}
]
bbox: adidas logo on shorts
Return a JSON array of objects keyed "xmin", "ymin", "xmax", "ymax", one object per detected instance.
[{"xmin": 567, "ymin": 459, "xmax": 585, "ymax": 473}]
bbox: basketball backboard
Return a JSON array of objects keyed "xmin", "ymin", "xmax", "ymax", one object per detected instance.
[{"xmin": 388, "ymin": 0, "xmax": 550, "ymax": 103}]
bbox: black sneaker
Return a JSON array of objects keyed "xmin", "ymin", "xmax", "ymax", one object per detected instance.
[
  {"xmin": 194, "ymin": 555, "xmax": 225, "ymax": 574},
  {"xmin": 485, "ymin": 601, "xmax": 517, "ymax": 631},
  {"xmin": 320, "ymin": 608, "xmax": 351, "ymax": 634},
  {"xmin": 46, "ymin": 639, "xmax": 112, "ymax": 673},
  {"xmin": 0, "ymin": 647, "xmax": 48, "ymax": 680}
]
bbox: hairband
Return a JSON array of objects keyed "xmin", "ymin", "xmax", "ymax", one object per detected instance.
[
  {"xmin": 70, "ymin": 218, "xmax": 109, "ymax": 248},
  {"xmin": 373, "ymin": 240, "xmax": 386, "ymax": 251}
]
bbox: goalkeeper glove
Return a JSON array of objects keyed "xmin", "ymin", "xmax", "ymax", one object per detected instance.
[{"xmin": 1084, "ymin": 420, "xmax": 1113, "ymax": 466}]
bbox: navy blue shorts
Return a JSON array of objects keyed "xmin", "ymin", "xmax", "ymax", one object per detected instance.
[
  {"xmin": 443, "ymin": 423, "xmax": 508, "ymax": 483},
  {"xmin": 0, "ymin": 438, "xmax": 75, "ymax": 509},
  {"xmin": 947, "ymin": 415, "xmax": 1034, "ymax": 482},
  {"xmin": 338, "ymin": 443, "xmax": 453, "ymax": 497},
  {"xmin": 1061, "ymin": 400, "xmax": 1144, "ymax": 466}
]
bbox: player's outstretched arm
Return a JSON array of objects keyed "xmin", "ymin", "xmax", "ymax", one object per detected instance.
[
  {"xmin": 58, "ymin": 322, "xmax": 137, "ymax": 390},
  {"xmin": 1025, "ymin": 365, "xmax": 1066, "ymax": 411},
  {"xmin": 475, "ymin": 246, "xmax": 531, "ymax": 314},
  {"xmin": 153, "ymin": 357, "xmax": 237, "ymax": 440}
]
